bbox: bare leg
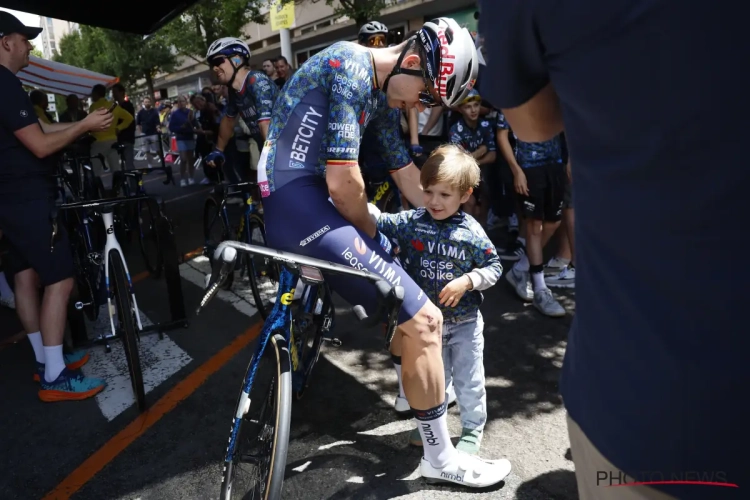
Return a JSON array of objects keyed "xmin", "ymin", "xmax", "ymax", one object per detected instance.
[
  {"xmin": 399, "ymin": 300, "xmax": 444, "ymax": 411},
  {"xmin": 40, "ymin": 278, "xmax": 73, "ymax": 346},
  {"xmin": 564, "ymin": 207, "xmax": 575, "ymax": 263},
  {"xmin": 14, "ymin": 268, "xmax": 41, "ymax": 334}
]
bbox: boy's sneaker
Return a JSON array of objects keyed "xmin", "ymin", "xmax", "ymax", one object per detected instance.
[
  {"xmin": 38, "ymin": 368, "xmax": 106, "ymax": 402},
  {"xmin": 544, "ymin": 257, "xmax": 569, "ymax": 275},
  {"xmin": 506, "ymin": 267, "xmax": 533, "ymax": 302},
  {"xmin": 456, "ymin": 428, "xmax": 483, "ymax": 455},
  {"xmin": 498, "ymin": 240, "xmax": 525, "ymax": 261},
  {"xmin": 180, "ymin": 179, "xmax": 187, "ymax": 187},
  {"xmin": 533, "ymin": 288, "xmax": 567, "ymax": 317},
  {"xmin": 421, "ymin": 451, "xmax": 512, "ymax": 487},
  {"xmin": 545, "ymin": 266, "xmax": 575, "ymax": 288},
  {"xmin": 33, "ymin": 351, "xmax": 91, "ymax": 382}
]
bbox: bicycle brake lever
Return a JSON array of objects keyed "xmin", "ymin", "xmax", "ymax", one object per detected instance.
[{"xmin": 196, "ymin": 246, "xmax": 237, "ymax": 314}]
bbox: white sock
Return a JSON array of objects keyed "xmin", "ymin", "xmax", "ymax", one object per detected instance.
[
  {"xmin": 392, "ymin": 355, "xmax": 406, "ymax": 398},
  {"xmin": 514, "ymin": 254, "xmax": 530, "ymax": 272},
  {"xmin": 531, "ymin": 271, "xmax": 547, "ymax": 291},
  {"xmin": 44, "ymin": 345, "xmax": 66, "ymax": 383},
  {"xmin": 415, "ymin": 402, "xmax": 456, "ymax": 468},
  {"xmin": 27, "ymin": 332, "xmax": 45, "ymax": 363},
  {"xmin": 0, "ymin": 271, "xmax": 13, "ymax": 298}
]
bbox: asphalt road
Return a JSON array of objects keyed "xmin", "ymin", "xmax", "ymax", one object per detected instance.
[{"xmin": 0, "ymin": 155, "xmax": 578, "ymax": 500}]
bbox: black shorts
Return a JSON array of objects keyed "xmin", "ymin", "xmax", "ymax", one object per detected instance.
[
  {"xmin": 0, "ymin": 198, "xmax": 74, "ymax": 287},
  {"xmin": 518, "ymin": 163, "xmax": 566, "ymax": 222}
]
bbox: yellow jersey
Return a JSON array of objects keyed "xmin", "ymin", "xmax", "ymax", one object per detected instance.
[{"xmin": 89, "ymin": 98, "xmax": 134, "ymax": 142}]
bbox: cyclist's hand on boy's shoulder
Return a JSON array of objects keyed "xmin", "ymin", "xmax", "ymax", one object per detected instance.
[{"xmin": 439, "ymin": 275, "xmax": 473, "ymax": 307}]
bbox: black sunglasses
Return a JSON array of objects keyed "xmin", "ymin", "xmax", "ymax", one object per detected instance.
[{"xmin": 209, "ymin": 56, "xmax": 227, "ymax": 67}]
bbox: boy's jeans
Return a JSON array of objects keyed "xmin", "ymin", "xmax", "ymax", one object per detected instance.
[{"xmin": 443, "ymin": 311, "xmax": 487, "ymax": 431}]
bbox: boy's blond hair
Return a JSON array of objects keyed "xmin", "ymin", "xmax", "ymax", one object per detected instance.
[{"xmin": 420, "ymin": 144, "xmax": 480, "ymax": 194}]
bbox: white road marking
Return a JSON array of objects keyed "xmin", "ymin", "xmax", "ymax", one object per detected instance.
[
  {"xmin": 292, "ymin": 461, "xmax": 312, "ymax": 472},
  {"xmin": 317, "ymin": 440, "xmax": 356, "ymax": 451},
  {"xmin": 81, "ymin": 306, "xmax": 192, "ymax": 421}
]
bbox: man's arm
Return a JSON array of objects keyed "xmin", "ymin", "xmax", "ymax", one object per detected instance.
[
  {"xmin": 114, "ymin": 106, "xmax": 134, "ymax": 132},
  {"xmin": 15, "ymin": 121, "xmax": 92, "ymax": 158},
  {"xmin": 251, "ymin": 72, "xmax": 278, "ymax": 141},
  {"xmin": 408, "ymin": 108, "xmax": 419, "ymax": 147},
  {"xmin": 502, "ymin": 83, "xmax": 563, "ymax": 142},
  {"xmin": 328, "ymin": 164, "xmax": 374, "ymax": 236},
  {"xmin": 216, "ymin": 114, "xmax": 237, "ymax": 151},
  {"xmin": 39, "ymin": 121, "xmax": 78, "ymax": 133},
  {"xmin": 477, "ymin": 150, "xmax": 496, "ymax": 165},
  {"xmin": 390, "ymin": 163, "xmax": 424, "ymax": 208}
]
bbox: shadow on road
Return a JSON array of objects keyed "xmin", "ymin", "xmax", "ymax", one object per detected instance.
[{"xmin": 516, "ymin": 469, "xmax": 578, "ymax": 499}]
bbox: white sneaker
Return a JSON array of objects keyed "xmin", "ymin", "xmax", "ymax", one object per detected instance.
[
  {"xmin": 180, "ymin": 179, "xmax": 187, "ymax": 187},
  {"xmin": 533, "ymin": 288, "xmax": 567, "ymax": 317},
  {"xmin": 188, "ymin": 177, "xmax": 196, "ymax": 186},
  {"xmin": 394, "ymin": 396, "xmax": 411, "ymax": 415},
  {"xmin": 545, "ymin": 265, "xmax": 575, "ymax": 288},
  {"xmin": 544, "ymin": 257, "xmax": 569, "ymax": 275},
  {"xmin": 421, "ymin": 451, "xmax": 512, "ymax": 488},
  {"xmin": 506, "ymin": 267, "xmax": 533, "ymax": 302}
]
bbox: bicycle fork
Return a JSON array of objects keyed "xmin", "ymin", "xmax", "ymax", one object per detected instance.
[{"xmin": 102, "ymin": 211, "xmax": 144, "ymax": 351}]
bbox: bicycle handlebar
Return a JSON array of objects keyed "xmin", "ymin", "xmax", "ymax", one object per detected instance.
[
  {"xmin": 197, "ymin": 240, "xmax": 405, "ymax": 350},
  {"xmin": 114, "ymin": 165, "xmax": 175, "ymax": 186}
]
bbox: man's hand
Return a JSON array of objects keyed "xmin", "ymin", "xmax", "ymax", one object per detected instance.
[
  {"xmin": 439, "ymin": 275, "xmax": 472, "ymax": 307},
  {"xmin": 409, "ymin": 144, "xmax": 423, "ymax": 157},
  {"xmin": 82, "ymin": 108, "xmax": 113, "ymax": 132},
  {"xmin": 513, "ymin": 170, "xmax": 529, "ymax": 196},
  {"xmin": 205, "ymin": 149, "xmax": 225, "ymax": 168}
]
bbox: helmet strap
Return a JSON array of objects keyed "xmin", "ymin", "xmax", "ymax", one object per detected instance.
[
  {"xmin": 382, "ymin": 36, "xmax": 423, "ymax": 94},
  {"xmin": 226, "ymin": 56, "xmax": 248, "ymax": 89}
]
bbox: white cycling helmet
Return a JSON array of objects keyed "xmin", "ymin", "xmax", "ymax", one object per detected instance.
[
  {"xmin": 358, "ymin": 21, "xmax": 388, "ymax": 42},
  {"xmin": 415, "ymin": 18, "xmax": 479, "ymax": 108},
  {"xmin": 206, "ymin": 37, "xmax": 251, "ymax": 61}
]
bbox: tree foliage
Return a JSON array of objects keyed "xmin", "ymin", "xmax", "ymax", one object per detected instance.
[
  {"xmin": 161, "ymin": 0, "xmax": 267, "ymax": 63},
  {"xmin": 322, "ymin": 0, "xmax": 387, "ymax": 27},
  {"xmin": 54, "ymin": 26, "xmax": 176, "ymax": 98}
]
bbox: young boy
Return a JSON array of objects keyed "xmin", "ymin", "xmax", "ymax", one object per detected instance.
[
  {"xmin": 448, "ymin": 89, "xmax": 497, "ymax": 229},
  {"xmin": 495, "ymin": 115, "xmax": 567, "ymax": 317},
  {"xmin": 377, "ymin": 144, "xmax": 502, "ymax": 455}
]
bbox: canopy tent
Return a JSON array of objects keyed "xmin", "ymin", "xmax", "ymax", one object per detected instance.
[
  {"xmin": 18, "ymin": 56, "xmax": 118, "ymax": 98},
  {"xmin": 0, "ymin": 0, "xmax": 200, "ymax": 35}
]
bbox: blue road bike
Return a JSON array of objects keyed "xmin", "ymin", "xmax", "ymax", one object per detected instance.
[{"xmin": 197, "ymin": 240, "xmax": 404, "ymax": 500}]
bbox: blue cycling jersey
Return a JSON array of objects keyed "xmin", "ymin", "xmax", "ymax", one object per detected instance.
[
  {"xmin": 496, "ymin": 113, "xmax": 562, "ymax": 168},
  {"xmin": 449, "ymin": 116, "xmax": 497, "ymax": 154},
  {"xmin": 225, "ymin": 70, "xmax": 278, "ymax": 136},
  {"xmin": 258, "ymin": 42, "xmax": 412, "ymax": 197},
  {"xmin": 378, "ymin": 208, "xmax": 502, "ymax": 321}
]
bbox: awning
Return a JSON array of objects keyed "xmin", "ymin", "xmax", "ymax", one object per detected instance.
[
  {"xmin": 0, "ymin": 0, "xmax": 200, "ymax": 35},
  {"xmin": 18, "ymin": 56, "xmax": 119, "ymax": 98}
]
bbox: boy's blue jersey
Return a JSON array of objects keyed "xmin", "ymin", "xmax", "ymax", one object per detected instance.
[
  {"xmin": 378, "ymin": 208, "xmax": 502, "ymax": 320},
  {"xmin": 259, "ymin": 42, "xmax": 411, "ymax": 196},
  {"xmin": 496, "ymin": 113, "xmax": 563, "ymax": 168},
  {"xmin": 449, "ymin": 116, "xmax": 497, "ymax": 154},
  {"xmin": 225, "ymin": 70, "xmax": 278, "ymax": 136}
]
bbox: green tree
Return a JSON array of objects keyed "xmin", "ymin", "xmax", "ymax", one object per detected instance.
[
  {"xmin": 161, "ymin": 0, "xmax": 266, "ymax": 63},
  {"xmin": 54, "ymin": 26, "xmax": 176, "ymax": 99},
  {"xmin": 321, "ymin": 0, "xmax": 386, "ymax": 28},
  {"xmin": 31, "ymin": 47, "xmax": 43, "ymax": 58}
]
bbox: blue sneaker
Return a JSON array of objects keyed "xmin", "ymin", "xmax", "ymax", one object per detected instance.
[
  {"xmin": 38, "ymin": 368, "xmax": 106, "ymax": 402},
  {"xmin": 33, "ymin": 350, "xmax": 91, "ymax": 382}
]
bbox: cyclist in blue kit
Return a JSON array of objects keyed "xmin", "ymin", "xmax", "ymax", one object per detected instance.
[{"xmin": 257, "ymin": 17, "xmax": 512, "ymax": 487}]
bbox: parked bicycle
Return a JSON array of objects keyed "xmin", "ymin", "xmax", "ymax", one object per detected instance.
[
  {"xmin": 53, "ymin": 196, "xmax": 155, "ymax": 411},
  {"xmin": 197, "ymin": 240, "xmax": 404, "ymax": 500},
  {"xmin": 203, "ymin": 167, "xmax": 279, "ymax": 319}
]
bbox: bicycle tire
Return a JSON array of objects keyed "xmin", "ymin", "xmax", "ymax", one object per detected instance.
[
  {"xmin": 220, "ymin": 334, "xmax": 291, "ymax": 500},
  {"xmin": 109, "ymin": 250, "xmax": 146, "ymax": 411},
  {"xmin": 246, "ymin": 214, "xmax": 278, "ymax": 319},
  {"xmin": 137, "ymin": 199, "xmax": 163, "ymax": 278},
  {"xmin": 72, "ymin": 219, "xmax": 98, "ymax": 321},
  {"xmin": 379, "ymin": 185, "xmax": 401, "ymax": 214},
  {"xmin": 203, "ymin": 196, "xmax": 234, "ymax": 290}
]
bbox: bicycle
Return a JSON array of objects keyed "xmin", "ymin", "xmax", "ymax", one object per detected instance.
[
  {"xmin": 203, "ymin": 166, "xmax": 279, "ymax": 319},
  {"xmin": 52, "ymin": 196, "xmax": 151, "ymax": 411},
  {"xmin": 197, "ymin": 240, "xmax": 404, "ymax": 500},
  {"xmin": 110, "ymin": 150, "xmax": 175, "ymax": 278},
  {"xmin": 363, "ymin": 168, "xmax": 405, "ymax": 214}
]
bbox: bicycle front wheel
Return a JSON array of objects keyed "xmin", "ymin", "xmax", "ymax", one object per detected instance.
[
  {"xmin": 109, "ymin": 250, "xmax": 146, "ymax": 411},
  {"xmin": 203, "ymin": 195, "xmax": 234, "ymax": 290},
  {"xmin": 220, "ymin": 334, "xmax": 292, "ymax": 500}
]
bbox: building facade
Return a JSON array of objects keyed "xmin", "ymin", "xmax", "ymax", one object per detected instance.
[
  {"xmin": 38, "ymin": 16, "xmax": 78, "ymax": 60},
  {"xmin": 144, "ymin": 0, "xmax": 478, "ymax": 102}
]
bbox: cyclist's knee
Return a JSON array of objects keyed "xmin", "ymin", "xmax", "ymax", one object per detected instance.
[{"xmin": 401, "ymin": 300, "xmax": 443, "ymax": 347}]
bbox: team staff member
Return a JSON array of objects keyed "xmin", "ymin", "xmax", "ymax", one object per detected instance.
[{"xmin": 0, "ymin": 12, "xmax": 110, "ymax": 401}]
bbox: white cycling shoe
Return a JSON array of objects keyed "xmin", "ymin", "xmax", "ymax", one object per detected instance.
[
  {"xmin": 394, "ymin": 387, "xmax": 457, "ymax": 415},
  {"xmin": 421, "ymin": 451, "xmax": 512, "ymax": 488}
]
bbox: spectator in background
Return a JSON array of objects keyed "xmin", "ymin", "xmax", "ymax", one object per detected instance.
[
  {"xmin": 89, "ymin": 83, "xmax": 133, "ymax": 179},
  {"xmin": 168, "ymin": 95, "xmax": 196, "ymax": 186},
  {"xmin": 273, "ymin": 55, "xmax": 292, "ymax": 87},
  {"xmin": 59, "ymin": 94, "xmax": 87, "ymax": 123},
  {"xmin": 111, "ymin": 83, "xmax": 136, "ymax": 170},
  {"xmin": 29, "ymin": 89, "xmax": 54, "ymax": 124},
  {"xmin": 136, "ymin": 97, "xmax": 161, "ymax": 169},
  {"xmin": 191, "ymin": 93, "xmax": 220, "ymax": 184},
  {"xmin": 262, "ymin": 57, "xmax": 278, "ymax": 81}
]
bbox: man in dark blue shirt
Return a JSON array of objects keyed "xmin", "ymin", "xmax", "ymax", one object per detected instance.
[
  {"xmin": 480, "ymin": 1, "xmax": 748, "ymax": 498},
  {"xmin": 136, "ymin": 96, "xmax": 162, "ymax": 168},
  {"xmin": 0, "ymin": 12, "xmax": 112, "ymax": 401}
]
